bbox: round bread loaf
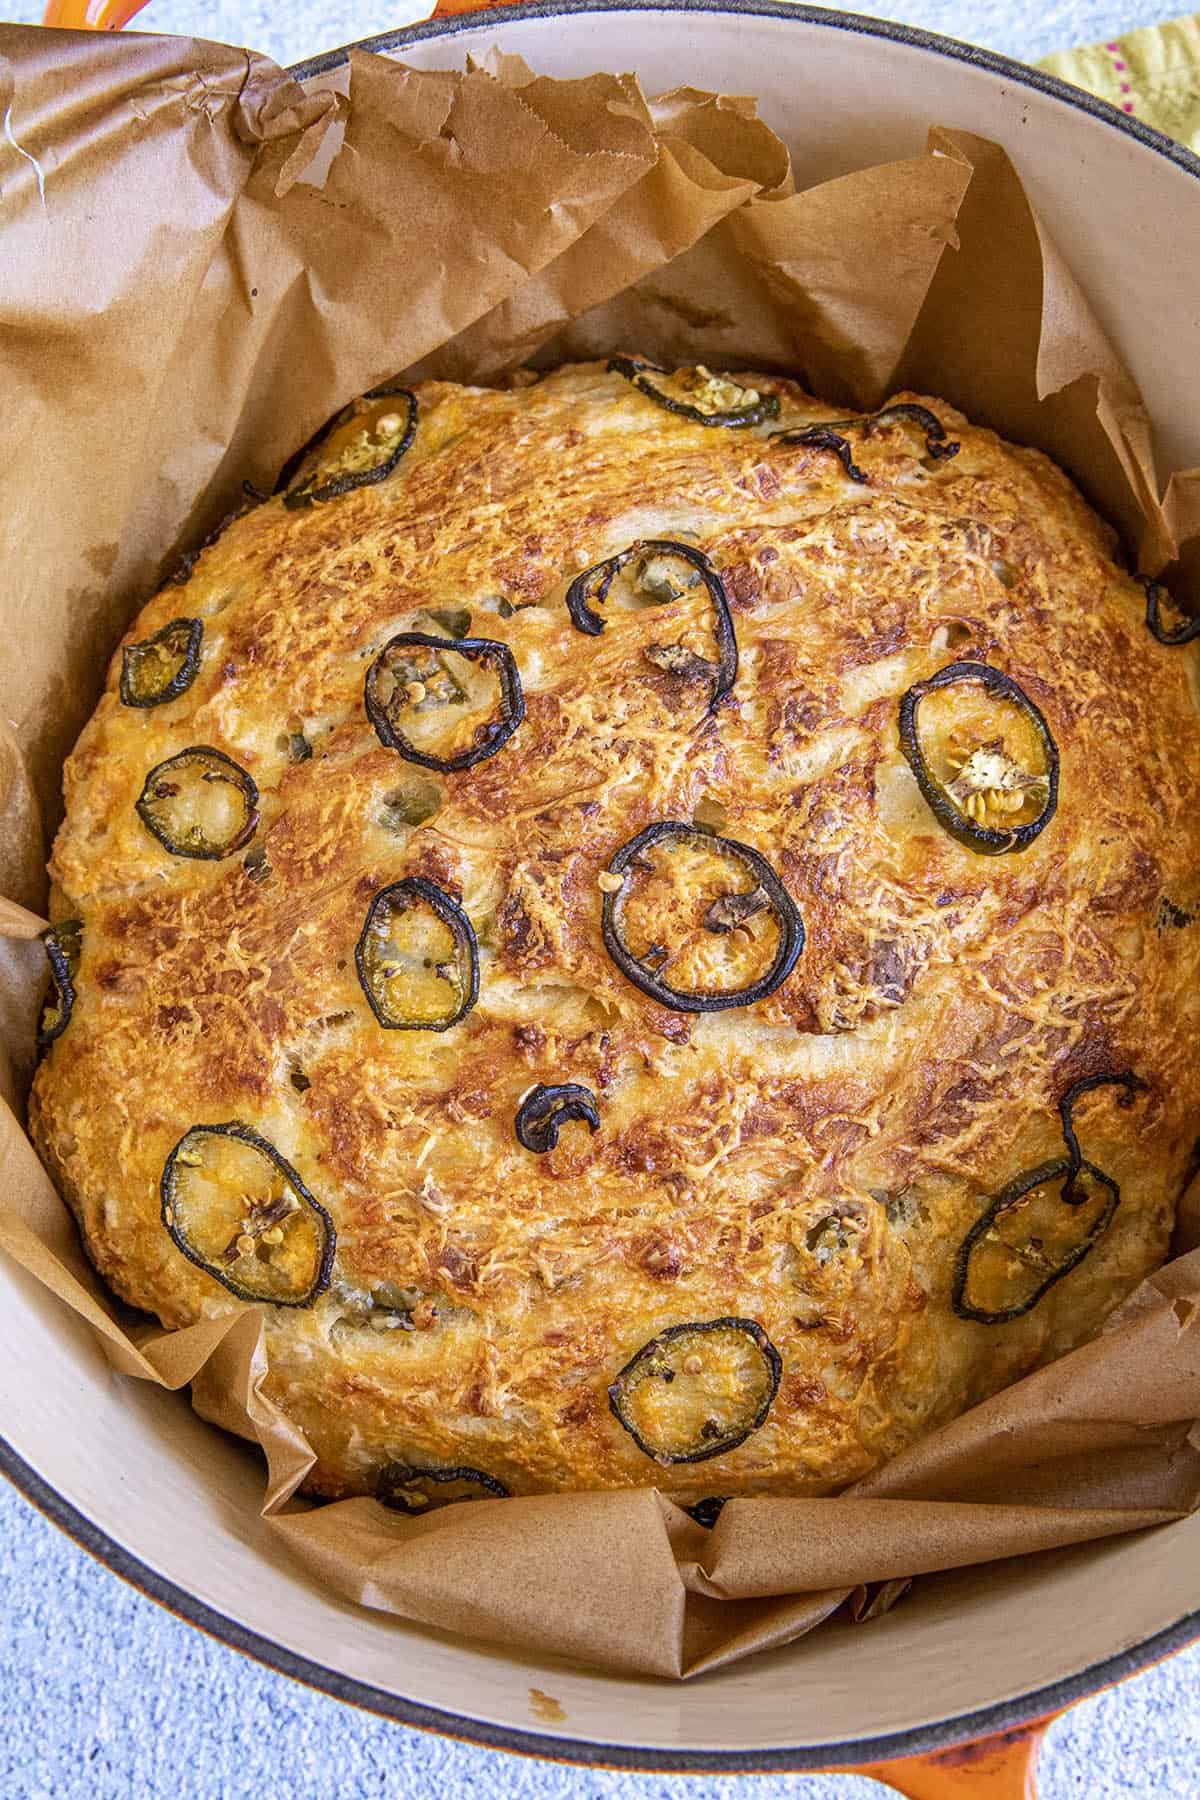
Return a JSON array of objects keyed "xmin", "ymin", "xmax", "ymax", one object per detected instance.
[{"xmin": 29, "ymin": 359, "xmax": 1200, "ymax": 1510}]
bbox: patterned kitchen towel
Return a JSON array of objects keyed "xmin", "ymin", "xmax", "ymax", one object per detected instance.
[{"xmin": 1040, "ymin": 12, "xmax": 1200, "ymax": 149}]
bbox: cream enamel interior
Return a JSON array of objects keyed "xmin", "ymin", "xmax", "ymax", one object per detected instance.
[{"xmin": 5, "ymin": 5, "xmax": 1200, "ymax": 1761}]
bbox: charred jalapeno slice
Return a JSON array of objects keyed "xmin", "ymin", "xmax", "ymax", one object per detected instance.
[
  {"xmin": 37, "ymin": 919, "xmax": 82, "ymax": 1051},
  {"xmin": 566, "ymin": 540, "xmax": 738, "ymax": 712},
  {"xmin": 355, "ymin": 877, "xmax": 479, "ymax": 1031},
  {"xmin": 1058, "ymin": 1070, "xmax": 1146, "ymax": 1204},
  {"xmin": 601, "ymin": 820, "xmax": 803, "ymax": 1012},
  {"xmin": 160, "ymin": 1121, "xmax": 335, "ymax": 1307},
  {"xmin": 951, "ymin": 1157, "xmax": 1119, "ymax": 1324},
  {"xmin": 135, "ymin": 746, "xmax": 260, "ymax": 860},
  {"xmin": 684, "ymin": 1496, "xmax": 729, "ymax": 1529},
  {"xmin": 861, "ymin": 402, "xmax": 960, "ymax": 460},
  {"xmin": 609, "ymin": 1318, "xmax": 782, "ymax": 1464},
  {"xmin": 364, "ymin": 632, "xmax": 524, "ymax": 773},
  {"xmin": 376, "ymin": 1461, "xmax": 511, "ymax": 1514},
  {"xmin": 1141, "ymin": 574, "xmax": 1200, "ymax": 646},
  {"xmin": 898, "ymin": 661, "xmax": 1059, "ymax": 854},
  {"xmin": 120, "ymin": 618, "xmax": 203, "ymax": 707},
  {"xmin": 773, "ymin": 402, "xmax": 959, "ymax": 481},
  {"xmin": 169, "ymin": 484, "xmax": 265, "ymax": 587},
  {"xmin": 514, "ymin": 1082, "xmax": 601, "ymax": 1153},
  {"xmin": 772, "ymin": 423, "xmax": 869, "ymax": 483},
  {"xmin": 608, "ymin": 356, "xmax": 780, "ymax": 429},
  {"xmin": 283, "ymin": 385, "xmax": 418, "ymax": 510}
]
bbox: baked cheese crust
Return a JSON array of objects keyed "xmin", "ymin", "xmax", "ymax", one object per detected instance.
[{"xmin": 29, "ymin": 361, "xmax": 1200, "ymax": 1505}]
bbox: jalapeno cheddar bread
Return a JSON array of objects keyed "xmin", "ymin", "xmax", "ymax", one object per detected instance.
[{"xmin": 30, "ymin": 359, "xmax": 1200, "ymax": 1512}]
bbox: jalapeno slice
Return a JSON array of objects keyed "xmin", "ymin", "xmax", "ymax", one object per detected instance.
[
  {"xmin": 951, "ymin": 1157, "xmax": 1119, "ymax": 1325},
  {"xmin": 608, "ymin": 356, "xmax": 780, "ymax": 429},
  {"xmin": 283, "ymin": 385, "xmax": 418, "ymax": 510},
  {"xmin": 774, "ymin": 402, "xmax": 959, "ymax": 479},
  {"xmin": 364, "ymin": 632, "xmax": 524, "ymax": 774},
  {"xmin": 1058, "ymin": 1070, "xmax": 1146, "ymax": 1204},
  {"xmin": 421, "ymin": 605, "xmax": 472, "ymax": 640},
  {"xmin": 37, "ymin": 919, "xmax": 82, "ymax": 1051},
  {"xmin": 514, "ymin": 1082, "xmax": 601, "ymax": 1153},
  {"xmin": 1141, "ymin": 575, "xmax": 1200, "ymax": 646},
  {"xmin": 378, "ymin": 780, "xmax": 442, "ymax": 834},
  {"xmin": 898, "ymin": 661, "xmax": 1059, "ymax": 854},
  {"xmin": 377, "ymin": 1462, "xmax": 511, "ymax": 1514},
  {"xmin": 867, "ymin": 402, "xmax": 960, "ymax": 459},
  {"xmin": 120, "ymin": 618, "xmax": 203, "ymax": 708},
  {"xmin": 601, "ymin": 821, "xmax": 802, "ymax": 1013},
  {"xmin": 772, "ymin": 423, "xmax": 869, "ymax": 483},
  {"xmin": 169, "ymin": 484, "xmax": 265, "ymax": 587},
  {"xmin": 684, "ymin": 1496, "xmax": 729, "ymax": 1528},
  {"xmin": 330, "ymin": 1280, "xmax": 422, "ymax": 1345},
  {"xmin": 161, "ymin": 1121, "xmax": 335, "ymax": 1307},
  {"xmin": 566, "ymin": 540, "xmax": 737, "ymax": 712},
  {"xmin": 135, "ymin": 746, "xmax": 260, "ymax": 861},
  {"xmin": 355, "ymin": 877, "xmax": 479, "ymax": 1032},
  {"xmin": 609, "ymin": 1318, "xmax": 782, "ymax": 1464}
]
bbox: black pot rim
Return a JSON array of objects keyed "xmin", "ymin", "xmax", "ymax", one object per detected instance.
[{"xmin": 9, "ymin": 0, "xmax": 1200, "ymax": 1771}]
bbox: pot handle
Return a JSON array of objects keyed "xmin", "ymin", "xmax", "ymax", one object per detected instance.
[
  {"xmin": 855, "ymin": 1716, "xmax": 1053, "ymax": 1798},
  {"xmin": 41, "ymin": 0, "xmax": 150, "ymax": 23}
]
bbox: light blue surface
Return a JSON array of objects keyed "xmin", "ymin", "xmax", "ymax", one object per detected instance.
[{"xmin": 2, "ymin": 1, "xmax": 1199, "ymax": 1794}]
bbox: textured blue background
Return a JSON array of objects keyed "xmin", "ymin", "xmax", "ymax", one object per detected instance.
[{"xmin": 3, "ymin": 1, "xmax": 1199, "ymax": 1793}]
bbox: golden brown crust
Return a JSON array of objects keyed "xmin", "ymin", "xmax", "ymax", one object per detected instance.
[{"xmin": 29, "ymin": 361, "xmax": 1200, "ymax": 1504}]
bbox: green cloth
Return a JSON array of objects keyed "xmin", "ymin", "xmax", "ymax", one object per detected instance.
[{"xmin": 1040, "ymin": 13, "xmax": 1200, "ymax": 149}]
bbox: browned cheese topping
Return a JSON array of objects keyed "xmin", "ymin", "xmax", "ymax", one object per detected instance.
[{"xmin": 30, "ymin": 361, "xmax": 1200, "ymax": 1504}]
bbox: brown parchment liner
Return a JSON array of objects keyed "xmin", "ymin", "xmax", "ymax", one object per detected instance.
[{"xmin": 2, "ymin": 23, "xmax": 1200, "ymax": 1682}]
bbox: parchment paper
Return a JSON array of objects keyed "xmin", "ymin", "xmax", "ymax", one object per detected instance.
[{"xmin": 2, "ymin": 23, "xmax": 1200, "ymax": 1680}]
